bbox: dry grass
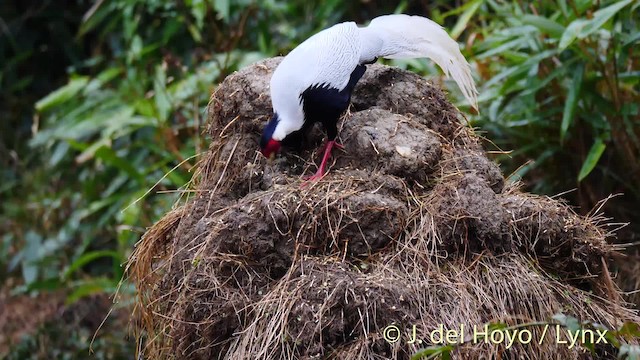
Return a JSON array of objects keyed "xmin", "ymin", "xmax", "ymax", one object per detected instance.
[{"xmin": 127, "ymin": 58, "xmax": 638, "ymax": 359}]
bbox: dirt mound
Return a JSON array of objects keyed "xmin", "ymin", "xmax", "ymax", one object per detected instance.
[{"xmin": 129, "ymin": 58, "xmax": 638, "ymax": 359}]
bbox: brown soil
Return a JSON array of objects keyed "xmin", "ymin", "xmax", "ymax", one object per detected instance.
[
  {"xmin": 129, "ymin": 58, "xmax": 638, "ymax": 359},
  {"xmin": 0, "ymin": 287, "xmax": 65, "ymax": 354},
  {"xmin": 0, "ymin": 287, "xmax": 130, "ymax": 357}
]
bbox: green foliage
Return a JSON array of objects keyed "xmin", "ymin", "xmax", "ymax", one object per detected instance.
[
  {"xmin": 4, "ymin": 312, "xmax": 132, "ymax": 360},
  {"xmin": 455, "ymin": 0, "xmax": 640, "ymax": 223},
  {"xmin": 5, "ymin": 0, "xmax": 250, "ymax": 301},
  {"xmin": 2, "ymin": 0, "xmax": 434, "ymax": 302},
  {"xmin": 2, "ymin": 0, "xmax": 639, "ymax": 357}
]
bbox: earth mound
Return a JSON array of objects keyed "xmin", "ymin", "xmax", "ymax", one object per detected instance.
[{"xmin": 129, "ymin": 58, "xmax": 638, "ymax": 359}]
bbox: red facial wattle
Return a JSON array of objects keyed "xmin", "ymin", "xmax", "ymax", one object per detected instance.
[{"xmin": 261, "ymin": 139, "xmax": 282, "ymax": 158}]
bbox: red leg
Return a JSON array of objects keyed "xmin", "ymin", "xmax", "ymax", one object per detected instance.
[{"xmin": 304, "ymin": 140, "xmax": 340, "ymax": 182}]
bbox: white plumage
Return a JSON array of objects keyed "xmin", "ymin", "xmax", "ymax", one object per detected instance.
[
  {"xmin": 262, "ymin": 14, "xmax": 478, "ymax": 181},
  {"xmin": 360, "ymin": 15, "xmax": 478, "ymax": 108},
  {"xmin": 268, "ymin": 14, "xmax": 478, "ymax": 141},
  {"xmin": 269, "ymin": 22, "xmax": 361, "ymax": 140}
]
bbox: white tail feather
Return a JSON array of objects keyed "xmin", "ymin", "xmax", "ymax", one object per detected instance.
[{"xmin": 360, "ymin": 14, "xmax": 478, "ymax": 111}]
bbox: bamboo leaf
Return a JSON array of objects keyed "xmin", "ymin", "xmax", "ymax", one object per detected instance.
[
  {"xmin": 63, "ymin": 250, "xmax": 120, "ymax": 280},
  {"xmin": 450, "ymin": 0, "xmax": 484, "ymax": 39},
  {"xmin": 211, "ymin": 0, "xmax": 230, "ymax": 21},
  {"xmin": 35, "ymin": 77, "xmax": 88, "ymax": 112},
  {"xmin": 521, "ymin": 14, "xmax": 565, "ymax": 38},
  {"xmin": 623, "ymin": 31, "xmax": 640, "ymax": 47},
  {"xmin": 579, "ymin": 0, "xmax": 633, "ymax": 38},
  {"xmin": 557, "ymin": 0, "xmax": 570, "ymax": 19},
  {"xmin": 560, "ymin": 0, "xmax": 633, "ymax": 50},
  {"xmin": 559, "ymin": 19, "xmax": 587, "ymax": 50},
  {"xmin": 66, "ymin": 278, "xmax": 115, "ymax": 304},
  {"xmin": 578, "ymin": 138, "xmax": 606, "ymax": 182},
  {"xmin": 189, "ymin": 0, "xmax": 206, "ymax": 29},
  {"xmin": 94, "ymin": 146, "xmax": 146, "ymax": 184},
  {"xmin": 154, "ymin": 65, "xmax": 171, "ymax": 123},
  {"xmin": 561, "ymin": 62, "xmax": 584, "ymax": 141},
  {"xmin": 617, "ymin": 322, "xmax": 640, "ymax": 338}
]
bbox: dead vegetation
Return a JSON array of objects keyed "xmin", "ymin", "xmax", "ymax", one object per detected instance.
[{"xmin": 128, "ymin": 58, "xmax": 638, "ymax": 359}]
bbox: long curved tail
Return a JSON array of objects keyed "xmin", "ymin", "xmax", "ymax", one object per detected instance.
[{"xmin": 359, "ymin": 14, "xmax": 478, "ymax": 111}]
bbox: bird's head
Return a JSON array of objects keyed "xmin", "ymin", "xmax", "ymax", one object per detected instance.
[{"xmin": 260, "ymin": 113, "xmax": 282, "ymax": 159}]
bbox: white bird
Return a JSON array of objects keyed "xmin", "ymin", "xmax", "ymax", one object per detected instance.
[{"xmin": 260, "ymin": 14, "xmax": 478, "ymax": 181}]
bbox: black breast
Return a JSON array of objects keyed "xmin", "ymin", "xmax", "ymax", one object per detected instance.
[{"xmin": 296, "ymin": 64, "xmax": 368, "ymax": 140}]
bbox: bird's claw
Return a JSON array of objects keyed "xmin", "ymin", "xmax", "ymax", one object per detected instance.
[
  {"xmin": 301, "ymin": 139, "xmax": 340, "ymax": 187},
  {"xmin": 301, "ymin": 168, "xmax": 327, "ymax": 187}
]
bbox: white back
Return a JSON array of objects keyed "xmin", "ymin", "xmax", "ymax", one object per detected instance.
[
  {"xmin": 269, "ymin": 14, "xmax": 478, "ymax": 141},
  {"xmin": 270, "ymin": 22, "xmax": 361, "ymax": 140}
]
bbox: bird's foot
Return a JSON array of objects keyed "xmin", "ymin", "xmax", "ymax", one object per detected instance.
[
  {"xmin": 301, "ymin": 139, "xmax": 340, "ymax": 186},
  {"xmin": 302, "ymin": 167, "xmax": 327, "ymax": 184},
  {"xmin": 312, "ymin": 140, "xmax": 344, "ymax": 157}
]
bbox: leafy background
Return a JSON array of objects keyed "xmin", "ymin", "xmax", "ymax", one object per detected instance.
[{"xmin": 1, "ymin": 0, "xmax": 638, "ymax": 358}]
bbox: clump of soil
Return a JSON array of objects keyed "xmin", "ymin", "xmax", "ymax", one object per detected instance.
[{"xmin": 129, "ymin": 58, "xmax": 638, "ymax": 359}]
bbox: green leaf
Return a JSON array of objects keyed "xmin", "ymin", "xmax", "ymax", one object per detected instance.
[
  {"xmin": 522, "ymin": 58, "xmax": 578, "ymax": 96},
  {"xmin": 154, "ymin": 65, "xmax": 172, "ymax": 123},
  {"xmin": 411, "ymin": 345, "xmax": 454, "ymax": 360},
  {"xmin": 578, "ymin": 138, "xmax": 606, "ymax": 182},
  {"xmin": 96, "ymin": 67, "xmax": 122, "ymax": 84},
  {"xmin": 623, "ymin": 31, "xmax": 640, "ymax": 47},
  {"xmin": 557, "ymin": 0, "xmax": 570, "ymax": 19},
  {"xmin": 575, "ymin": 0, "xmax": 592, "ymax": 15},
  {"xmin": 134, "ymin": 98, "xmax": 157, "ymax": 117},
  {"xmin": 78, "ymin": 0, "xmax": 110, "ymax": 37},
  {"xmin": 579, "ymin": 0, "xmax": 634, "ymax": 38},
  {"xmin": 187, "ymin": 23, "xmax": 203, "ymax": 43},
  {"xmin": 211, "ymin": 0, "xmax": 230, "ymax": 21},
  {"xmin": 162, "ymin": 18, "xmax": 183, "ymax": 44},
  {"xmin": 63, "ymin": 250, "xmax": 121, "ymax": 280},
  {"xmin": 189, "ymin": 0, "xmax": 206, "ymax": 29},
  {"xmin": 26, "ymin": 278, "xmax": 63, "ymax": 292},
  {"xmin": 22, "ymin": 231, "xmax": 43, "ymax": 285},
  {"xmin": 52, "ymin": 104, "xmax": 135, "ymax": 141},
  {"xmin": 484, "ymin": 49, "xmax": 558, "ymax": 87},
  {"xmin": 50, "ymin": 141, "xmax": 70, "ymax": 167},
  {"xmin": 66, "ymin": 278, "xmax": 115, "ymax": 304},
  {"xmin": 477, "ymin": 38, "xmax": 526, "ymax": 59},
  {"xmin": 450, "ymin": 0, "xmax": 484, "ymax": 40},
  {"xmin": 128, "ymin": 35, "xmax": 143, "ymax": 63},
  {"xmin": 35, "ymin": 77, "xmax": 89, "ymax": 112},
  {"xmin": 94, "ymin": 146, "xmax": 146, "ymax": 184},
  {"xmin": 487, "ymin": 322, "xmax": 508, "ymax": 332},
  {"xmin": 603, "ymin": 327, "xmax": 621, "ymax": 348},
  {"xmin": 521, "ymin": 14, "xmax": 565, "ymax": 38},
  {"xmin": 617, "ymin": 322, "xmax": 640, "ymax": 338},
  {"xmin": 560, "ymin": 0, "xmax": 633, "ymax": 50},
  {"xmin": 561, "ymin": 62, "xmax": 584, "ymax": 141},
  {"xmin": 73, "ymin": 138, "xmax": 111, "ymax": 164},
  {"xmin": 104, "ymin": 115, "xmax": 157, "ymax": 138},
  {"xmin": 75, "ymin": 196, "xmax": 118, "ymax": 220},
  {"xmin": 559, "ymin": 19, "xmax": 587, "ymax": 50}
]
